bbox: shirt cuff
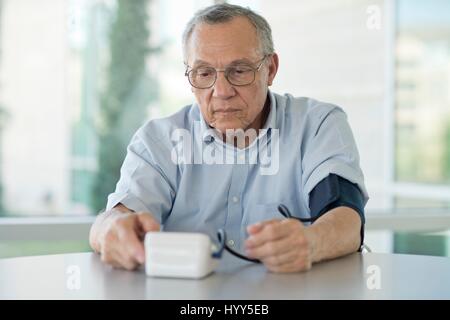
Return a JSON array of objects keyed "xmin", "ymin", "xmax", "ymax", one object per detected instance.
[{"xmin": 106, "ymin": 192, "xmax": 151, "ymax": 214}]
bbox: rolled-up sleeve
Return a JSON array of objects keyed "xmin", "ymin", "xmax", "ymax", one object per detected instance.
[
  {"xmin": 301, "ymin": 105, "xmax": 369, "ymax": 210},
  {"xmin": 106, "ymin": 128, "xmax": 176, "ymax": 225}
]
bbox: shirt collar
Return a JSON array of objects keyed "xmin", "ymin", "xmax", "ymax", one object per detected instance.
[{"xmin": 198, "ymin": 90, "xmax": 277, "ymax": 143}]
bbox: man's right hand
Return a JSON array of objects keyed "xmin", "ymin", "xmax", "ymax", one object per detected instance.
[{"xmin": 89, "ymin": 204, "xmax": 160, "ymax": 270}]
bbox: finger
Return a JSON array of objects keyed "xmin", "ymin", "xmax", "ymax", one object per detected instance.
[
  {"xmin": 137, "ymin": 212, "xmax": 161, "ymax": 233},
  {"xmin": 261, "ymin": 248, "xmax": 298, "ymax": 267},
  {"xmin": 245, "ymin": 235, "xmax": 292, "ymax": 259},
  {"xmin": 114, "ymin": 249, "xmax": 139, "ymax": 270},
  {"xmin": 245, "ymin": 220, "xmax": 294, "ymax": 249},
  {"xmin": 102, "ymin": 241, "xmax": 137, "ymax": 270},
  {"xmin": 267, "ymin": 263, "xmax": 299, "ymax": 273},
  {"xmin": 99, "ymin": 231, "xmax": 123, "ymax": 268},
  {"xmin": 101, "ymin": 249, "xmax": 120, "ymax": 268},
  {"xmin": 267, "ymin": 258, "xmax": 312, "ymax": 273},
  {"xmin": 264, "ymin": 245, "xmax": 313, "ymax": 273},
  {"xmin": 116, "ymin": 221, "xmax": 146, "ymax": 264},
  {"xmin": 113, "ymin": 230, "xmax": 144, "ymax": 270},
  {"xmin": 246, "ymin": 219, "xmax": 280, "ymax": 235},
  {"xmin": 101, "ymin": 254, "xmax": 122, "ymax": 269}
]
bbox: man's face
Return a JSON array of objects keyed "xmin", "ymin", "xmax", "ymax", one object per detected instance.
[{"xmin": 186, "ymin": 17, "xmax": 278, "ymax": 133}]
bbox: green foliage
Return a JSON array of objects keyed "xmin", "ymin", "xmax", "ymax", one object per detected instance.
[
  {"xmin": 91, "ymin": 0, "xmax": 157, "ymax": 213},
  {"xmin": 0, "ymin": 240, "xmax": 91, "ymax": 259}
]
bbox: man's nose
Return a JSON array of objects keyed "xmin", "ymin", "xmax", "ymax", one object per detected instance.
[{"xmin": 213, "ymin": 71, "xmax": 235, "ymax": 99}]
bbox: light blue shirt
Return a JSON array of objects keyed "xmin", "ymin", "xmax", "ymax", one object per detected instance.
[{"xmin": 106, "ymin": 91, "xmax": 368, "ymax": 251}]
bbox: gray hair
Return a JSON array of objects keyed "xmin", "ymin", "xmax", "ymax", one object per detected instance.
[{"xmin": 182, "ymin": 3, "xmax": 274, "ymax": 61}]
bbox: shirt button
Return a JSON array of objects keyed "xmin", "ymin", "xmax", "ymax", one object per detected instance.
[
  {"xmin": 239, "ymin": 154, "xmax": 245, "ymax": 161},
  {"xmin": 232, "ymin": 196, "xmax": 239, "ymax": 203},
  {"xmin": 227, "ymin": 240, "xmax": 235, "ymax": 247}
]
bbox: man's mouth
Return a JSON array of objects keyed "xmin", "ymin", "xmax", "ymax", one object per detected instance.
[{"xmin": 213, "ymin": 108, "xmax": 240, "ymax": 115}]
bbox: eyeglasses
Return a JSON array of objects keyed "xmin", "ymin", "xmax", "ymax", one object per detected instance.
[{"xmin": 185, "ymin": 55, "xmax": 269, "ymax": 89}]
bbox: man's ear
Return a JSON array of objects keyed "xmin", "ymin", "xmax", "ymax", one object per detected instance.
[{"xmin": 267, "ymin": 53, "xmax": 279, "ymax": 86}]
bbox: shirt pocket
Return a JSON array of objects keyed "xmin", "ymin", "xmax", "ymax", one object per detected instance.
[
  {"xmin": 243, "ymin": 202, "xmax": 283, "ymax": 227},
  {"xmin": 243, "ymin": 194, "xmax": 308, "ymax": 230}
]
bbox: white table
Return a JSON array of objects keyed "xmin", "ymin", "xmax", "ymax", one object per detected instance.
[{"xmin": 0, "ymin": 251, "xmax": 449, "ymax": 299}]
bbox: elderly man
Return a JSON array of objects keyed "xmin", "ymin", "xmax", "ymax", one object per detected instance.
[{"xmin": 89, "ymin": 3, "xmax": 368, "ymax": 273}]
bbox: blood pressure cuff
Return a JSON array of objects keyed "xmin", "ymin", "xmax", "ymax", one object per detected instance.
[{"xmin": 309, "ymin": 174, "xmax": 365, "ymax": 251}]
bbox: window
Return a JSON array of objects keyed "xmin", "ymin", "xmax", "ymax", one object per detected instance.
[
  {"xmin": 0, "ymin": 0, "xmax": 211, "ymax": 217},
  {"xmin": 395, "ymin": 0, "xmax": 450, "ymax": 186}
]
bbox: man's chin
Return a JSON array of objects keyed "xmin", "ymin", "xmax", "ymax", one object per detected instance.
[{"xmin": 213, "ymin": 121, "xmax": 246, "ymax": 134}]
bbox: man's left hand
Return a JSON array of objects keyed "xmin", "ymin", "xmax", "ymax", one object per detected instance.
[{"xmin": 244, "ymin": 219, "xmax": 316, "ymax": 273}]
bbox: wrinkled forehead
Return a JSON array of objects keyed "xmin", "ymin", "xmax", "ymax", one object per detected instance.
[{"xmin": 186, "ymin": 17, "xmax": 262, "ymax": 66}]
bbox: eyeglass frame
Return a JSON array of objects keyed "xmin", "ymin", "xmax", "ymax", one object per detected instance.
[{"xmin": 184, "ymin": 54, "xmax": 270, "ymax": 89}]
